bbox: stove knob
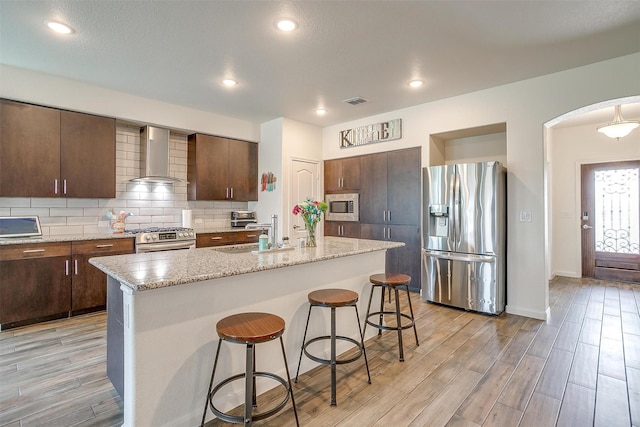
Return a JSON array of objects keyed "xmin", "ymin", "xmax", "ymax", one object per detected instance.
[
  {"xmin": 152, "ymin": 235, "xmax": 158, "ymax": 240},
  {"xmin": 145, "ymin": 235, "xmax": 151, "ymax": 242},
  {"xmin": 189, "ymin": 231, "xmax": 194, "ymax": 237},
  {"xmin": 179, "ymin": 232, "xmax": 185, "ymax": 237}
]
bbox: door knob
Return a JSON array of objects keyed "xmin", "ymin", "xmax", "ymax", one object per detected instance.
[{"xmin": 582, "ymin": 224, "xmax": 593, "ymax": 229}]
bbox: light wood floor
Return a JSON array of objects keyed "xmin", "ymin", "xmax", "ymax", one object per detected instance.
[{"xmin": 1, "ymin": 276, "xmax": 638, "ymax": 426}]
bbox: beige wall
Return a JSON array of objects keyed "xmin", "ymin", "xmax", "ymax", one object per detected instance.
[{"xmin": 549, "ymin": 120, "xmax": 640, "ymax": 278}]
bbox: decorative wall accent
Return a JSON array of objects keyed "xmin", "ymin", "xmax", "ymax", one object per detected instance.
[{"xmin": 339, "ymin": 118, "xmax": 402, "ymax": 148}]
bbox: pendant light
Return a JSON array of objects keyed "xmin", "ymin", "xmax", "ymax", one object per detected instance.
[{"xmin": 596, "ymin": 105, "xmax": 639, "ymax": 140}]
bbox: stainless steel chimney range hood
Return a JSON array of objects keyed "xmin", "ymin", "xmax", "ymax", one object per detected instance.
[{"xmin": 129, "ymin": 126, "xmax": 184, "ymax": 184}]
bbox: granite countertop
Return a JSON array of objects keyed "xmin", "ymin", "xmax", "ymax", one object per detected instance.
[
  {"xmin": 0, "ymin": 227, "xmax": 249, "ymax": 246},
  {"xmin": 89, "ymin": 237, "xmax": 404, "ymax": 292},
  {"xmin": 0, "ymin": 232, "xmax": 136, "ymax": 245}
]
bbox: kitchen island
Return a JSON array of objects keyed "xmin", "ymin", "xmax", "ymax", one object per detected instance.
[{"xmin": 89, "ymin": 237, "xmax": 404, "ymax": 427}]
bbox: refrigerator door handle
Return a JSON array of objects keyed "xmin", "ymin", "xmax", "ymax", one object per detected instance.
[
  {"xmin": 454, "ymin": 170, "xmax": 461, "ymax": 248},
  {"xmin": 422, "ymin": 249, "xmax": 495, "ymax": 263}
]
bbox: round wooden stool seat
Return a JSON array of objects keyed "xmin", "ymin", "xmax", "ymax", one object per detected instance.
[
  {"xmin": 308, "ymin": 288, "xmax": 359, "ymax": 307},
  {"xmin": 369, "ymin": 273, "xmax": 411, "ymax": 287},
  {"xmin": 216, "ymin": 312, "xmax": 285, "ymax": 344}
]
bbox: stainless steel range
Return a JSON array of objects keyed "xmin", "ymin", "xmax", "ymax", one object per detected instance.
[{"xmin": 127, "ymin": 227, "xmax": 196, "ymax": 253}]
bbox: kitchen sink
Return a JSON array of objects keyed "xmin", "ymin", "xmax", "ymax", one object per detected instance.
[{"xmin": 212, "ymin": 244, "xmax": 295, "ymax": 254}]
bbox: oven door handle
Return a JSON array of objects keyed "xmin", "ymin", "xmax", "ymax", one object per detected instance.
[{"xmin": 137, "ymin": 241, "xmax": 195, "ymax": 252}]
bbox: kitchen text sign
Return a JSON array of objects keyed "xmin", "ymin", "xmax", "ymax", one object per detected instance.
[{"xmin": 339, "ymin": 118, "xmax": 402, "ymax": 148}]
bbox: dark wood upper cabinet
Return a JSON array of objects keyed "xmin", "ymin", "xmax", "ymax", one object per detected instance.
[
  {"xmin": 360, "ymin": 147, "xmax": 420, "ymax": 226},
  {"xmin": 0, "ymin": 100, "xmax": 61, "ymax": 197},
  {"xmin": 0, "ymin": 99, "xmax": 116, "ymax": 198},
  {"xmin": 188, "ymin": 133, "xmax": 258, "ymax": 201},
  {"xmin": 324, "ymin": 157, "xmax": 361, "ymax": 192},
  {"xmin": 60, "ymin": 111, "xmax": 116, "ymax": 198}
]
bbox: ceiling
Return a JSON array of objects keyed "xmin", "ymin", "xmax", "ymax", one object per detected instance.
[{"xmin": 1, "ymin": 1, "xmax": 640, "ymax": 128}]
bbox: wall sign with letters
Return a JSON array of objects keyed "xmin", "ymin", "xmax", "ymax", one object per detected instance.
[{"xmin": 339, "ymin": 118, "xmax": 402, "ymax": 148}]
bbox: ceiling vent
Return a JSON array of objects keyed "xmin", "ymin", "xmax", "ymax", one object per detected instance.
[{"xmin": 343, "ymin": 97, "xmax": 368, "ymax": 106}]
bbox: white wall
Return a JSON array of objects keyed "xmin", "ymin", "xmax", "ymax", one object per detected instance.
[
  {"xmin": 444, "ymin": 133, "xmax": 507, "ymax": 165},
  {"xmin": 322, "ymin": 52, "xmax": 640, "ymax": 320},
  {"xmin": 549, "ymin": 121, "xmax": 640, "ymax": 278},
  {"xmin": 255, "ymin": 118, "xmax": 323, "ymax": 241}
]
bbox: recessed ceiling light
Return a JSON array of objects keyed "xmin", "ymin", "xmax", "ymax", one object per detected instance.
[
  {"xmin": 275, "ymin": 18, "xmax": 298, "ymax": 32},
  {"xmin": 316, "ymin": 108, "xmax": 327, "ymax": 115},
  {"xmin": 45, "ymin": 20, "xmax": 74, "ymax": 34},
  {"xmin": 222, "ymin": 79, "xmax": 238, "ymax": 87},
  {"xmin": 409, "ymin": 80, "xmax": 423, "ymax": 88}
]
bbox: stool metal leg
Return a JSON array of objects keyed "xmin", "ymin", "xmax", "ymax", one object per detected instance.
[
  {"xmin": 394, "ymin": 287, "xmax": 405, "ymax": 361},
  {"xmin": 252, "ymin": 345, "xmax": 257, "ymax": 408},
  {"xmin": 201, "ymin": 339, "xmax": 223, "ymax": 427},
  {"xmin": 354, "ymin": 305, "xmax": 371, "ymax": 384},
  {"xmin": 330, "ymin": 306, "xmax": 337, "ymax": 406},
  {"xmin": 295, "ymin": 304, "xmax": 313, "ymax": 382},
  {"xmin": 245, "ymin": 343, "xmax": 254, "ymax": 426},
  {"xmin": 362, "ymin": 284, "xmax": 376, "ymax": 339},
  {"xmin": 378, "ymin": 285, "xmax": 385, "ymax": 336},
  {"xmin": 405, "ymin": 285, "xmax": 419, "ymax": 346},
  {"xmin": 279, "ymin": 336, "xmax": 300, "ymax": 426}
]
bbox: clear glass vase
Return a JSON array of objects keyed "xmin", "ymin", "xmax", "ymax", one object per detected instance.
[{"xmin": 305, "ymin": 222, "xmax": 317, "ymax": 247}]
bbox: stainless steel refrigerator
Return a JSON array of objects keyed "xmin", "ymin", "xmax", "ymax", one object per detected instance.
[{"xmin": 421, "ymin": 161, "xmax": 506, "ymax": 314}]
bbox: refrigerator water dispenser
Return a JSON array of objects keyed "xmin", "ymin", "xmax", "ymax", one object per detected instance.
[{"xmin": 429, "ymin": 205, "xmax": 449, "ymax": 237}]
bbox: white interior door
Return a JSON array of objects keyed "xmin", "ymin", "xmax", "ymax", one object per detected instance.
[{"xmin": 290, "ymin": 158, "xmax": 320, "ymax": 241}]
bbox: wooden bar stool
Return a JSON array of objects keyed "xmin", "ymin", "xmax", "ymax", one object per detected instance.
[
  {"xmin": 295, "ymin": 288, "xmax": 371, "ymax": 406},
  {"xmin": 201, "ymin": 312, "xmax": 299, "ymax": 427},
  {"xmin": 363, "ymin": 273, "xmax": 419, "ymax": 361}
]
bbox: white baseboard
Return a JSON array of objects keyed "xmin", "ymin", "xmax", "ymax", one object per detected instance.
[
  {"xmin": 505, "ymin": 304, "xmax": 548, "ymax": 320},
  {"xmin": 552, "ymin": 271, "xmax": 581, "ymax": 278}
]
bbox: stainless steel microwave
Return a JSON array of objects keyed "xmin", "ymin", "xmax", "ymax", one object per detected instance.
[{"xmin": 325, "ymin": 193, "xmax": 359, "ymax": 221}]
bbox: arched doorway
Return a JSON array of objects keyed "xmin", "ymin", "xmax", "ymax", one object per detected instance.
[{"xmin": 544, "ymin": 96, "xmax": 640, "ymax": 287}]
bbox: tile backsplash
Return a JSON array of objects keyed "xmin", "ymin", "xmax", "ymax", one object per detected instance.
[{"xmin": 0, "ymin": 125, "xmax": 247, "ymax": 236}]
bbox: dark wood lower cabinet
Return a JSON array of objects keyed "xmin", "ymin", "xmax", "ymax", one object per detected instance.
[
  {"xmin": 360, "ymin": 224, "xmax": 421, "ymax": 292},
  {"xmin": 324, "ymin": 221, "xmax": 360, "ymax": 238},
  {"xmin": 71, "ymin": 239, "xmax": 134, "ymax": 315},
  {"xmin": 196, "ymin": 231, "xmax": 260, "ymax": 248},
  {"xmin": 0, "ymin": 242, "xmax": 72, "ymax": 329}
]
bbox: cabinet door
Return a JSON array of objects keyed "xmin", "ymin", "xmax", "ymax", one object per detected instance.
[
  {"xmin": 359, "ymin": 153, "xmax": 388, "ymax": 224},
  {"xmin": 385, "ymin": 225, "xmax": 421, "ymax": 291},
  {"xmin": 325, "ymin": 221, "xmax": 360, "ymax": 237},
  {"xmin": 233, "ymin": 230, "xmax": 260, "ymax": 244},
  {"xmin": 188, "ymin": 134, "xmax": 229, "ymax": 200},
  {"xmin": 61, "ymin": 111, "xmax": 116, "ymax": 198},
  {"xmin": 340, "ymin": 156, "xmax": 361, "ymax": 190},
  {"xmin": 387, "ymin": 148, "xmax": 421, "ymax": 225},
  {"xmin": 228, "ymin": 140, "xmax": 258, "ymax": 201},
  {"xmin": 0, "ymin": 242, "xmax": 72, "ymax": 328},
  {"xmin": 359, "ymin": 223, "xmax": 386, "ymax": 241},
  {"xmin": 0, "ymin": 99, "xmax": 61, "ymax": 197},
  {"xmin": 71, "ymin": 239, "xmax": 134, "ymax": 314},
  {"xmin": 324, "ymin": 159, "xmax": 343, "ymax": 192},
  {"xmin": 196, "ymin": 232, "xmax": 235, "ymax": 248}
]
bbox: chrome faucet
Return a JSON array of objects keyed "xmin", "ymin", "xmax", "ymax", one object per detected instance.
[{"xmin": 245, "ymin": 214, "xmax": 278, "ymax": 248}]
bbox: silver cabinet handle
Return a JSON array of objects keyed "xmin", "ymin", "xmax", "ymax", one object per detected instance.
[
  {"xmin": 225, "ymin": 188, "xmax": 229, "ymax": 199},
  {"xmin": 383, "ymin": 211, "xmax": 386, "ymax": 222},
  {"xmin": 65, "ymin": 260, "xmax": 69, "ymax": 276},
  {"xmin": 95, "ymin": 244, "xmax": 114, "ymax": 248},
  {"xmin": 387, "ymin": 227, "xmax": 391, "ymax": 240},
  {"xmin": 246, "ymin": 234, "xmax": 257, "ymax": 237},
  {"xmin": 211, "ymin": 237, "xmax": 223, "ymax": 240},
  {"xmin": 74, "ymin": 259, "xmax": 78, "ymax": 275},
  {"xmin": 63, "ymin": 179, "xmax": 67, "ymax": 195},
  {"xmin": 582, "ymin": 224, "xmax": 593, "ymax": 229},
  {"xmin": 54, "ymin": 179, "xmax": 58, "ymax": 194},
  {"xmin": 230, "ymin": 187, "xmax": 234, "ymax": 199},
  {"xmin": 23, "ymin": 249, "xmax": 45, "ymax": 253},
  {"xmin": 387, "ymin": 210, "xmax": 391, "ymax": 222}
]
